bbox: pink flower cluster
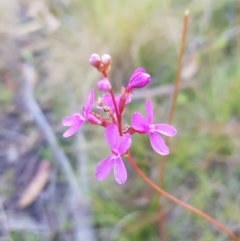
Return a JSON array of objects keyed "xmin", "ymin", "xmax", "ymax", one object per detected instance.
[{"xmin": 62, "ymin": 54, "xmax": 177, "ymax": 184}]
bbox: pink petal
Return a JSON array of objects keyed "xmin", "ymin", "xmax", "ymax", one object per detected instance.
[
  {"xmin": 154, "ymin": 124, "xmax": 177, "ymax": 137},
  {"xmin": 102, "ymin": 93, "xmax": 116, "ymax": 114},
  {"xmin": 102, "ymin": 93, "xmax": 113, "ymax": 108},
  {"xmin": 114, "ymin": 157, "xmax": 127, "ymax": 184},
  {"xmin": 95, "ymin": 156, "xmax": 114, "ymax": 181},
  {"xmin": 146, "ymin": 99, "xmax": 153, "ymax": 123},
  {"xmin": 149, "ymin": 132, "xmax": 169, "ymax": 155},
  {"xmin": 115, "ymin": 95, "xmax": 121, "ymax": 110},
  {"xmin": 62, "ymin": 113, "xmax": 81, "ymax": 126},
  {"xmin": 118, "ymin": 133, "xmax": 132, "ymax": 155},
  {"xmin": 85, "ymin": 89, "xmax": 94, "ymax": 117},
  {"xmin": 115, "ymin": 94, "xmax": 131, "ymax": 112},
  {"xmin": 104, "ymin": 124, "xmax": 120, "ymax": 149},
  {"xmin": 102, "ymin": 94, "xmax": 128, "ymax": 114},
  {"xmin": 115, "ymin": 94, "xmax": 131, "ymax": 105},
  {"xmin": 125, "ymin": 95, "xmax": 132, "ymax": 104},
  {"xmin": 131, "ymin": 112, "xmax": 148, "ymax": 133},
  {"xmin": 87, "ymin": 114, "xmax": 101, "ymax": 125},
  {"xmin": 63, "ymin": 120, "xmax": 84, "ymax": 137}
]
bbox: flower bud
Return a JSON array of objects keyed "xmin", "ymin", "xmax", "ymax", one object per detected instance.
[
  {"xmin": 97, "ymin": 78, "xmax": 111, "ymax": 92},
  {"xmin": 101, "ymin": 54, "xmax": 111, "ymax": 66},
  {"xmin": 126, "ymin": 68, "xmax": 150, "ymax": 92},
  {"xmin": 89, "ymin": 53, "xmax": 101, "ymax": 68}
]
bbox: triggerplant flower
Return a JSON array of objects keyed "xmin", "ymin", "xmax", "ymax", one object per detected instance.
[
  {"xmin": 62, "ymin": 89, "xmax": 94, "ymax": 137},
  {"xmin": 95, "ymin": 124, "xmax": 131, "ymax": 184},
  {"xmin": 131, "ymin": 99, "xmax": 177, "ymax": 155},
  {"xmin": 126, "ymin": 68, "xmax": 151, "ymax": 92},
  {"xmin": 63, "ymin": 53, "xmax": 178, "ymax": 184}
]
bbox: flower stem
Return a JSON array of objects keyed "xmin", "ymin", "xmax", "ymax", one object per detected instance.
[
  {"xmin": 109, "ymin": 88, "xmax": 123, "ymax": 136},
  {"xmin": 102, "ymin": 71, "xmax": 123, "ymax": 136},
  {"xmin": 158, "ymin": 10, "xmax": 189, "ymax": 240},
  {"xmin": 126, "ymin": 152, "xmax": 238, "ymax": 241}
]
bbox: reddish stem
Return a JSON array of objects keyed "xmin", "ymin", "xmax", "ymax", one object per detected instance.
[
  {"xmin": 126, "ymin": 152, "xmax": 239, "ymax": 241},
  {"xmin": 159, "ymin": 10, "xmax": 189, "ymax": 240},
  {"xmin": 109, "ymin": 88, "xmax": 123, "ymax": 136},
  {"xmin": 102, "ymin": 71, "xmax": 123, "ymax": 136}
]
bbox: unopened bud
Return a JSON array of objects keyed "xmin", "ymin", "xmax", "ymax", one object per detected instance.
[
  {"xmin": 97, "ymin": 78, "xmax": 111, "ymax": 92},
  {"xmin": 101, "ymin": 54, "xmax": 111, "ymax": 66},
  {"xmin": 126, "ymin": 68, "xmax": 151, "ymax": 92},
  {"xmin": 89, "ymin": 53, "xmax": 101, "ymax": 68}
]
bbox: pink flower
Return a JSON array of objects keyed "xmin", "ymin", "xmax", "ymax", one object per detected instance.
[
  {"xmin": 62, "ymin": 89, "xmax": 94, "ymax": 137},
  {"xmin": 95, "ymin": 124, "xmax": 132, "ymax": 184},
  {"xmin": 126, "ymin": 68, "xmax": 151, "ymax": 92},
  {"xmin": 131, "ymin": 99, "xmax": 177, "ymax": 155}
]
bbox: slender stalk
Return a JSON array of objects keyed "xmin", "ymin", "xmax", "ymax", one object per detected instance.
[
  {"xmin": 109, "ymin": 88, "xmax": 123, "ymax": 136},
  {"xmin": 158, "ymin": 10, "xmax": 189, "ymax": 240},
  {"xmin": 168, "ymin": 10, "xmax": 189, "ymax": 125},
  {"xmin": 126, "ymin": 152, "xmax": 239, "ymax": 241},
  {"xmin": 102, "ymin": 71, "xmax": 123, "ymax": 135}
]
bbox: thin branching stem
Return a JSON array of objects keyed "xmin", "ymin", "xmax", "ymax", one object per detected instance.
[{"xmin": 126, "ymin": 152, "xmax": 239, "ymax": 241}]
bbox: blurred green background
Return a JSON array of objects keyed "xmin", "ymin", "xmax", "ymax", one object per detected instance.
[{"xmin": 0, "ymin": 0, "xmax": 240, "ymax": 240}]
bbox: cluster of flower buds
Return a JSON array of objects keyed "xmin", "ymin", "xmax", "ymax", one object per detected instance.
[
  {"xmin": 62, "ymin": 54, "xmax": 177, "ymax": 184},
  {"xmin": 89, "ymin": 53, "xmax": 111, "ymax": 73},
  {"xmin": 89, "ymin": 54, "xmax": 112, "ymax": 91}
]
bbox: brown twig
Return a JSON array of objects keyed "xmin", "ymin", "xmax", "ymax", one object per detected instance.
[{"xmin": 158, "ymin": 10, "xmax": 189, "ymax": 241}]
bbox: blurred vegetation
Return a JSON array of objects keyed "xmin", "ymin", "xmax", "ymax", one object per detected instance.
[{"xmin": 0, "ymin": 0, "xmax": 240, "ymax": 240}]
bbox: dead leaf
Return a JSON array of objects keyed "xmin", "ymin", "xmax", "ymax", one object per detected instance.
[{"xmin": 17, "ymin": 160, "xmax": 50, "ymax": 209}]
